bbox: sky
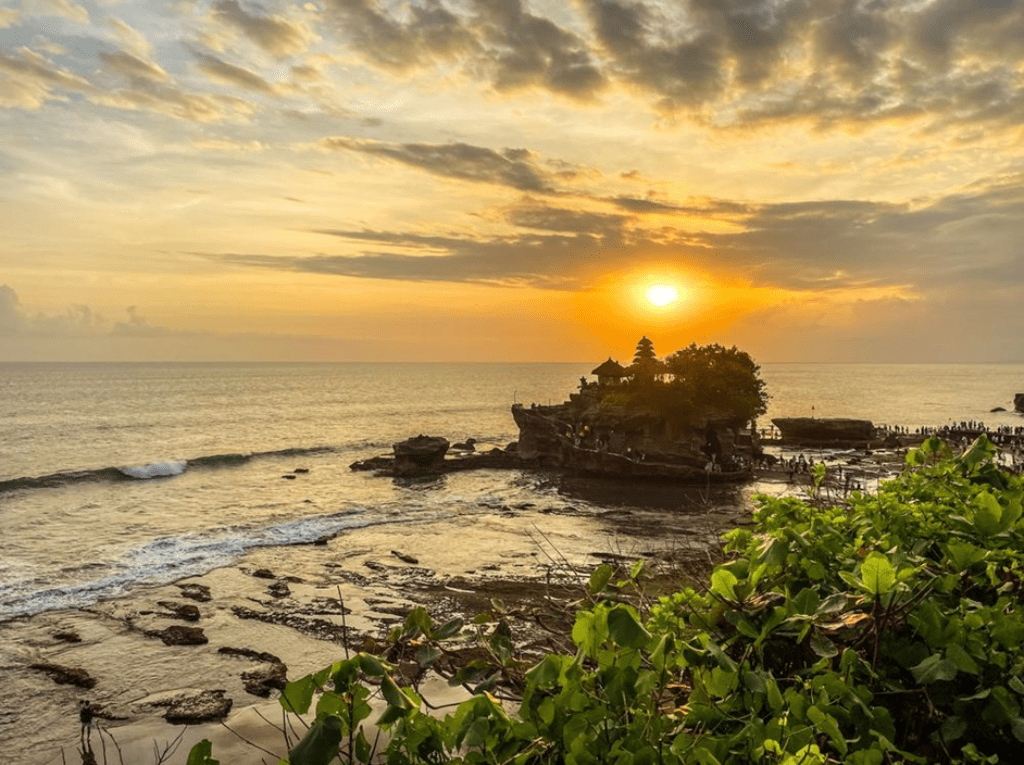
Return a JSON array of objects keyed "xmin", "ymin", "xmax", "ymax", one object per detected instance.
[{"xmin": 2, "ymin": 0, "xmax": 1023, "ymax": 363}]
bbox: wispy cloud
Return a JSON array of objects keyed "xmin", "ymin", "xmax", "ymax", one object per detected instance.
[{"xmin": 322, "ymin": 138, "xmax": 566, "ymax": 193}]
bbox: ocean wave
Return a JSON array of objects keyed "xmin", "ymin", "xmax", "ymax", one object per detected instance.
[
  {"xmin": 0, "ymin": 507, "xmax": 388, "ymax": 621},
  {"xmin": 0, "ymin": 445, "xmax": 338, "ymax": 496},
  {"xmin": 118, "ymin": 460, "xmax": 187, "ymax": 479}
]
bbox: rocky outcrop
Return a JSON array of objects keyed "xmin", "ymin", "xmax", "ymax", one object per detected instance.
[
  {"xmin": 392, "ymin": 435, "xmax": 449, "ymax": 474},
  {"xmin": 29, "ymin": 662, "xmax": 96, "ymax": 688},
  {"xmin": 160, "ymin": 690, "xmax": 232, "ymax": 724},
  {"xmin": 511, "ymin": 399, "xmax": 757, "ymax": 481},
  {"xmin": 157, "ymin": 600, "xmax": 201, "ymax": 622},
  {"xmin": 147, "ymin": 625, "xmax": 208, "ymax": 646},
  {"xmin": 772, "ymin": 417, "xmax": 875, "ymax": 445},
  {"xmin": 1015, "ymin": 394, "xmax": 1024, "ymax": 413}
]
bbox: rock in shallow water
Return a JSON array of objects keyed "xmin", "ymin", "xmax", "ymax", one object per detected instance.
[
  {"xmin": 157, "ymin": 600, "xmax": 201, "ymax": 622},
  {"xmin": 29, "ymin": 662, "xmax": 96, "ymax": 688},
  {"xmin": 147, "ymin": 625, "xmax": 208, "ymax": 646},
  {"xmin": 161, "ymin": 690, "xmax": 233, "ymax": 724}
]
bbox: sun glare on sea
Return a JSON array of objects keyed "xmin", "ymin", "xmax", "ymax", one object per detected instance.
[{"xmin": 645, "ymin": 284, "xmax": 679, "ymax": 307}]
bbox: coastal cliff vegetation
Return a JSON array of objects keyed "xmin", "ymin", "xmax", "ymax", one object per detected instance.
[
  {"xmin": 601, "ymin": 340, "xmax": 768, "ymax": 428},
  {"xmin": 188, "ymin": 434, "xmax": 1024, "ymax": 764}
]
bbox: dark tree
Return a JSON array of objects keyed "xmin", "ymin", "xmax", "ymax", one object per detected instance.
[{"xmin": 663, "ymin": 343, "xmax": 768, "ymax": 425}]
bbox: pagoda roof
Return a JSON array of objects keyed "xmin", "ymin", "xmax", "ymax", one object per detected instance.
[{"xmin": 591, "ymin": 358, "xmax": 627, "ymax": 377}]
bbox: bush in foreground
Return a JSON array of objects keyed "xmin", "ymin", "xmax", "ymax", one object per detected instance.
[{"xmin": 190, "ymin": 435, "xmax": 1024, "ymax": 764}]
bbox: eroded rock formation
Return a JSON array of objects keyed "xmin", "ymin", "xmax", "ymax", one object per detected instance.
[
  {"xmin": 1015, "ymin": 393, "xmax": 1024, "ymax": 413},
  {"xmin": 511, "ymin": 393, "xmax": 757, "ymax": 482}
]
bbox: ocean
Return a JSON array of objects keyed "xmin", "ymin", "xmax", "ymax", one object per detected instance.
[{"xmin": 2, "ymin": 361, "xmax": 1022, "ymax": 624}]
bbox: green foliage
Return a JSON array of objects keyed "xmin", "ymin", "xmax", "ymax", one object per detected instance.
[
  {"xmin": 190, "ymin": 435, "xmax": 1024, "ymax": 764},
  {"xmin": 662, "ymin": 343, "xmax": 768, "ymax": 424},
  {"xmin": 614, "ymin": 341, "xmax": 768, "ymax": 426}
]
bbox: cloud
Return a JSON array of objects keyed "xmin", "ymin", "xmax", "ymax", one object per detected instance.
[
  {"xmin": 112, "ymin": 306, "xmax": 175, "ymax": 337},
  {"xmin": 192, "ymin": 50, "xmax": 276, "ymax": 94},
  {"xmin": 205, "ymin": 231, "xmax": 602, "ymax": 289},
  {"xmin": 504, "ymin": 200, "xmax": 627, "ymax": 235},
  {"xmin": 0, "ymin": 8, "xmax": 21, "ymax": 28},
  {"xmin": 322, "ymin": 0, "xmax": 477, "ymax": 72},
  {"xmin": 0, "ymin": 45, "xmax": 95, "ymax": 109},
  {"xmin": 107, "ymin": 17, "xmax": 154, "ymax": 59},
  {"xmin": 0, "ymin": 284, "xmax": 103, "ymax": 336},
  {"xmin": 98, "ymin": 50, "xmax": 170, "ymax": 83},
  {"xmin": 321, "ymin": 0, "xmax": 604, "ymax": 99},
  {"xmin": 322, "ymin": 137, "xmax": 565, "ymax": 193},
  {"xmin": 24, "ymin": 0, "xmax": 89, "ymax": 25},
  {"xmin": 190, "ymin": 171, "xmax": 1024, "ymax": 309},
  {"xmin": 472, "ymin": 0, "xmax": 606, "ymax": 99},
  {"xmin": 0, "ymin": 285, "xmax": 24, "ymax": 333},
  {"xmin": 210, "ymin": 0, "xmax": 313, "ymax": 58},
  {"xmin": 0, "ymin": 285, "xmax": 183, "ymax": 339}
]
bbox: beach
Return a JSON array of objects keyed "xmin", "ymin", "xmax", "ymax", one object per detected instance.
[{"xmin": 6, "ymin": 478, "xmax": 767, "ymax": 765}]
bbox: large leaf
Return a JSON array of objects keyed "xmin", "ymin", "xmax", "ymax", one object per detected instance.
[
  {"xmin": 607, "ymin": 605, "xmax": 650, "ymax": 649},
  {"xmin": 186, "ymin": 740, "xmax": 219, "ymax": 765},
  {"xmin": 288, "ymin": 716, "xmax": 342, "ymax": 765},
  {"xmin": 710, "ymin": 568, "xmax": 738, "ymax": 601},
  {"xmin": 279, "ymin": 675, "xmax": 317, "ymax": 715},
  {"xmin": 860, "ymin": 552, "xmax": 895, "ymax": 596},
  {"xmin": 973, "ymin": 491, "xmax": 1004, "ymax": 537},
  {"xmin": 910, "ymin": 653, "xmax": 958, "ymax": 684}
]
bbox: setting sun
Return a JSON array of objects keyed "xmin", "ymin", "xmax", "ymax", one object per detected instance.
[{"xmin": 646, "ymin": 284, "xmax": 679, "ymax": 307}]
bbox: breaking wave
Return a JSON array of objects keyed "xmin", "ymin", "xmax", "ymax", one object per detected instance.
[
  {"xmin": 0, "ymin": 445, "xmax": 336, "ymax": 495},
  {"xmin": 0, "ymin": 507, "xmax": 383, "ymax": 620}
]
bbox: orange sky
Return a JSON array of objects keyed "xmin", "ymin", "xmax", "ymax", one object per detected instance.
[{"xmin": 2, "ymin": 0, "xmax": 1023, "ymax": 362}]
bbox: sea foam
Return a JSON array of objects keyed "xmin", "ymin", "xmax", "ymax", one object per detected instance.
[{"xmin": 118, "ymin": 460, "xmax": 188, "ymax": 479}]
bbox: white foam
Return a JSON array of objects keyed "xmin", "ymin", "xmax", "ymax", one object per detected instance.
[{"xmin": 118, "ymin": 460, "xmax": 188, "ymax": 479}]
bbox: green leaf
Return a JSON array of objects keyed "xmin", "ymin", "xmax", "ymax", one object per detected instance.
[
  {"xmin": 861, "ymin": 552, "xmax": 895, "ymax": 596},
  {"xmin": 810, "ymin": 631, "xmax": 838, "ymax": 658},
  {"xmin": 588, "ymin": 564, "xmax": 614, "ymax": 595},
  {"xmin": 607, "ymin": 605, "xmax": 650, "ymax": 649},
  {"xmin": 973, "ymin": 491, "xmax": 1004, "ymax": 536},
  {"xmin": 766, "ymin": 675, "xmax": 784, "ymax": 713},
  {"xmin": 939, "ymin": 716, "xmax": 968, "ymax": 743},
  {"xmin": 807, "ymin": 705, "xmax": 847, "ymax": 756},
  {"xmin": 1013, "ymin": 718, "xmax": 1024, "ymax": 743},
  {"xmin": 431, "ymin": 618, "xmax": 464, "ymax": 640},
  {"xmin": 910, "ymin": 653, "xmax": 958, "ymax": 684},
  {"xmin": 288, "ymin": 716, "xmax": 342, "ymax": 765},
  {"xmin": 354, "ymin": 729, "xmax": 372, "ymax": 763},
  {"xmin": 186, "ymin": 740, "xmax": 219, "ymax": 765},
  {"xmin": 710, "ymin": 568, "xmax": 738, "ymax": 601},
  {"xmin": 946, "ymin": 644, "xmax": 980, "ymax": 675},
  {"xmin": 357, "ymin": 653, "xmax": 387, "ymax": 677},
  {"xmin": 630, "ymin": 559, "xmax": 645, "ymax": 580},
  {"xmin": 279, "ymin": 675, "xmax": 317, "ymax": 715},
  {"xmin": 381, "ymin": 674, "xmax": 413, "ymax": 709}
]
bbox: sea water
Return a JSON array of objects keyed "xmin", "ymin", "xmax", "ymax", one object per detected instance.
[{"xmin": 1, "ymin": 361, "xmax": 1022, "ymax": 622}]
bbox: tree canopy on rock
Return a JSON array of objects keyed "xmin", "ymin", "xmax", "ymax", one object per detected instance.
[{"xmin": 618, "ymin": 340, "xmax": 768, "ymax": 425}]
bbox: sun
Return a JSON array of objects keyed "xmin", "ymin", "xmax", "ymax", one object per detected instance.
[{"xmin": 645, "ymin": 284, "xmax": 679, "ymax": 307}]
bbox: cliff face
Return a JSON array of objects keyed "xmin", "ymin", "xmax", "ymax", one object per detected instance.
[
  {"xmin": 1015, "ymin": 393, "xmax": 1024, "ymax": 414},
  {"xmin": 511, "ymin": 390, "xmax": 757, "ymax": 480}
]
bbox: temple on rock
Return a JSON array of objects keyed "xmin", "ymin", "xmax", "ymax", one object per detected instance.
[{"xmin": 512, "ymin": 339, "xmax": 765, "ymax": 481}]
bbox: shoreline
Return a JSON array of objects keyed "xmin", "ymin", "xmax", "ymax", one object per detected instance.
[
  {"xmin": 3, "ymin": 485, "xmax": 759, "ymax": 765},
  {"xmin": 2, "ymin": 438, "xmax": 995, "ymax": 764}
]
